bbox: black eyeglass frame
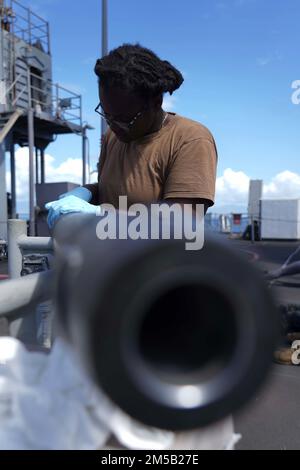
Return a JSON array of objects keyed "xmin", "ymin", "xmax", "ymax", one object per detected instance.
[{"xmin": 95, "ymin": 102, "xmax": 147, "ymax": 131}]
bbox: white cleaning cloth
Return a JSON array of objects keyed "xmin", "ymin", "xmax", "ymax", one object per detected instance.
[{"xmin": 0, "ymin": 337, "xmax": 240, "ymax": 450}]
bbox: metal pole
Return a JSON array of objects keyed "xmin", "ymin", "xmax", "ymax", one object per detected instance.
[
  {"xmin": 0, "ymin": 6, "xmax": 4, "ymax": 83},
  {"xmin": 40, "ymin": 148, "xmax": 45, "ymax": 183},
  {"xmin": 8, "ymin": 219, "xmax": 27, "ymax": 279},
  {"xmin": 55, "ymin": 83, "xmax": 59, "ymax": 117},
  {"xmin": 27, "ymin": 67, "xmax": 35, "ymax": 236},
  {"xmin": 0, "ymin": 270, "xmax": 54, "ymax": 319},
  {"xmin": 87, "ymin": 135, "xmax": 91, "ymax": 184},
  {"xmin": 251, "ymin": 216, "xmax": 255, "ymax": 244},
  {"xmin": 28, "ymin": 8, "xmax": 32, "ymax": 46},
  {"xmin": 28, "ymin": 111, "xmax": 35, "ymax": 236},
  {"xmin": 35, "ymin": 147, "xmax": 39, "ymax": 185},
  {"xmin": 101, "ymin": 0, "xmax": 108, "ymax": 139},
  {"xmin": 80, "ymin": 95, "xmax": 82, "ymax": 127},
  {"xmin": 102, "ymin": 0, "xmax": 108, "ymax": 57},
  {"xmin": 0, "ymin": 140, "xmax": 7, "ymax": 241},
  {"xmin": 82, "ymin": 126, "xmax": 86, "ymax": 185},
  {"xmin": 47, "ymin": 21, "xmax": 51, "ymax": 55},
  {"xmin": 18, "ymin": 235, "xmax": 53, "ymax": 253},
  {"xmin": 7, "ymin": 218, "xmax": 27, "ymax": 338},
  {"xmin": 10, "ymin": 142, "xmax": 16, "ymax": 219}
]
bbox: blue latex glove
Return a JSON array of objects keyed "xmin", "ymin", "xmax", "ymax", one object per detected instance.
[
  {"xmin": 45, "ymin": 196, "xmax": 101, "ymax": 229},
  {"xmin": 59, "ymin": 186, "xmax": 92, "ymax": 202}
]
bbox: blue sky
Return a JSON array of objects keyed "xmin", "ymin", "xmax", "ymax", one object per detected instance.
[{"xmin": 9, "ymin": 0, "xmax": 300, "ymax": 213}]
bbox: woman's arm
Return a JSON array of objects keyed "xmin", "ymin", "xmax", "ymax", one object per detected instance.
[
  {"xmin": 83, "ymin": 131, "xmax": 110, "ymax": 205},
  {"xmin": 164, "ymin": 198, "xmax": 212, "ymax": 215},
  {"xmin": 83, "ymin": 182, "xmax": 100, "ymax": 205},
  {"xmin": 163, "ymin": 137, "xmax": 218, "ymax": 215}
]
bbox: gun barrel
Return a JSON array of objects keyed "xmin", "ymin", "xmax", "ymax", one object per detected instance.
[{"xmin": 53, "ymin": 213, "xmax": 280, "ymax": 431}]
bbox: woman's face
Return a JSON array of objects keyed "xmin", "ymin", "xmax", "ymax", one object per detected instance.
[{"xmin": 99, "ymin": 84, "xmax": 161, "ymax": 143}]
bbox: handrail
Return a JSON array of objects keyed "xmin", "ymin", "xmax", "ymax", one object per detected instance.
[
  {"xmin": 8, "ymin": 0, "xmax": 50, "ymax": 53},
  {"xmin": 52, "ymin": 82, "xmax": 81, "ymax": 99},
  {"xmin": 0, "ymin": 72, "xmax": 23, "ymax": 102},
  {"xmin": 0, "ymin": 108, "xmax": 23, "ymax": 143},
  {"xmin": 11, "ymin": 0, "xmax": 49, "ymax": 24},
  {"xmin": 11, "ymin": 85, "xmax": 27, "ymax": 106},
  {"xmin": 18, "ymin": 234, "xmax": 53, "ymax": 252},
  {"xmin": 0, "ymin": 270, "xmax": 54, "ymax": 318},
  {"xmin": 2, "ymin": 68, "xmax": 82, "ymax": 126}
]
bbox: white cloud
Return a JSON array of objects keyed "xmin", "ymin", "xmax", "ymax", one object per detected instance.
[
  {"xmin": 216, "ymin": 168, "xmax": 250, "ymax": 205},
  {"xmin": 263, "ymin": 171, "xmax": 300, "ymax": 199},
  {"xmin": 215, "ymin": 168, "xmax": 300, "ymax": 212}
]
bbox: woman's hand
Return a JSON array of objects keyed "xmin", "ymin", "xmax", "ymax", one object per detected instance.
[{"xmin": 45, "ymin": 196, "xmax": 101, "ymax": 229}]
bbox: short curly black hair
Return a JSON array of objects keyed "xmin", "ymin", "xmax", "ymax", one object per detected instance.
[{"xmin": 94, "ymin": 43, "xmax": 184, "ymax": 99}]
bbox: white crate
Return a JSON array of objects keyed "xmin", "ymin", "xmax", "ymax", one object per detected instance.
[{"xmin": 261, "ymin": 199, "xmax": 300, "ymax": 239}]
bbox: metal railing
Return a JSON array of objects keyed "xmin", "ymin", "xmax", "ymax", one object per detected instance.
[
  {"xmin": 0, "ymin": 0, "xmax": 82, "ymax": 126},
  {"xmin": 1, "ymin": 0, "xmax": 50, "ymax": 54},
  {"xmin": 52, "ymin": 81, "xmax": 82, "ymax": 125},
  {"xmin": 0, "ymin": 72, "xmax": 22, "ymax": 103},
  {"xmin": 1, "ymin": 67, "xmax": 82, "ymax": 126}
]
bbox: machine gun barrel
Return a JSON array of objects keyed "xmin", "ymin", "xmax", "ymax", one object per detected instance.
[{"xmin": 53, "ymin": 213, "xmax": 280, "ymax": 431}]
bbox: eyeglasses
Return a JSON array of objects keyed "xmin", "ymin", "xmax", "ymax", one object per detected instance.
[{"xmin": 95, "ymin": 102, "xmax": 146, "ymax": 131}]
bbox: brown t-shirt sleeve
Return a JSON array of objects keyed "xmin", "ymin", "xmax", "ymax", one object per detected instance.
[{"xmin": 163, "ymin": 137, "xmax": 217, "ymax": 205}]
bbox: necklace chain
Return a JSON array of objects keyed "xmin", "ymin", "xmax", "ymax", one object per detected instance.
[{"xmin": 161, "ymin": 111, "xmax": 168, "ymax": 129}]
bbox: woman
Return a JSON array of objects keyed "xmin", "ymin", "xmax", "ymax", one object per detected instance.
[
  {"xmin": 46, "ymin": 43, "xmax": 218, "ymax": 227},
  {"xmin": 44, "ymin": 45, "xmax": 239, "ymax": 450}
]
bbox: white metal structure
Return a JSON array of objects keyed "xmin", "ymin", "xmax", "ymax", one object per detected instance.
[
  {"xmin": 248, "ymin": 180, "xmax": 263, "ymax": 221},
  {"xmin": 260, "ymin": 199, "xmax": 300, "ymax": 240}
]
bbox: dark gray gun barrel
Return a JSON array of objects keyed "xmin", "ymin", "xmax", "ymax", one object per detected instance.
[{"xmin": 53, "ymin": 213, "xmax": 280, "ymax": 431}]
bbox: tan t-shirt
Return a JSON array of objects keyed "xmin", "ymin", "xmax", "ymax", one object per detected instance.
[{"xmin": 86, "ymin": 112, "xmax": 218, "ymax": 208}]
